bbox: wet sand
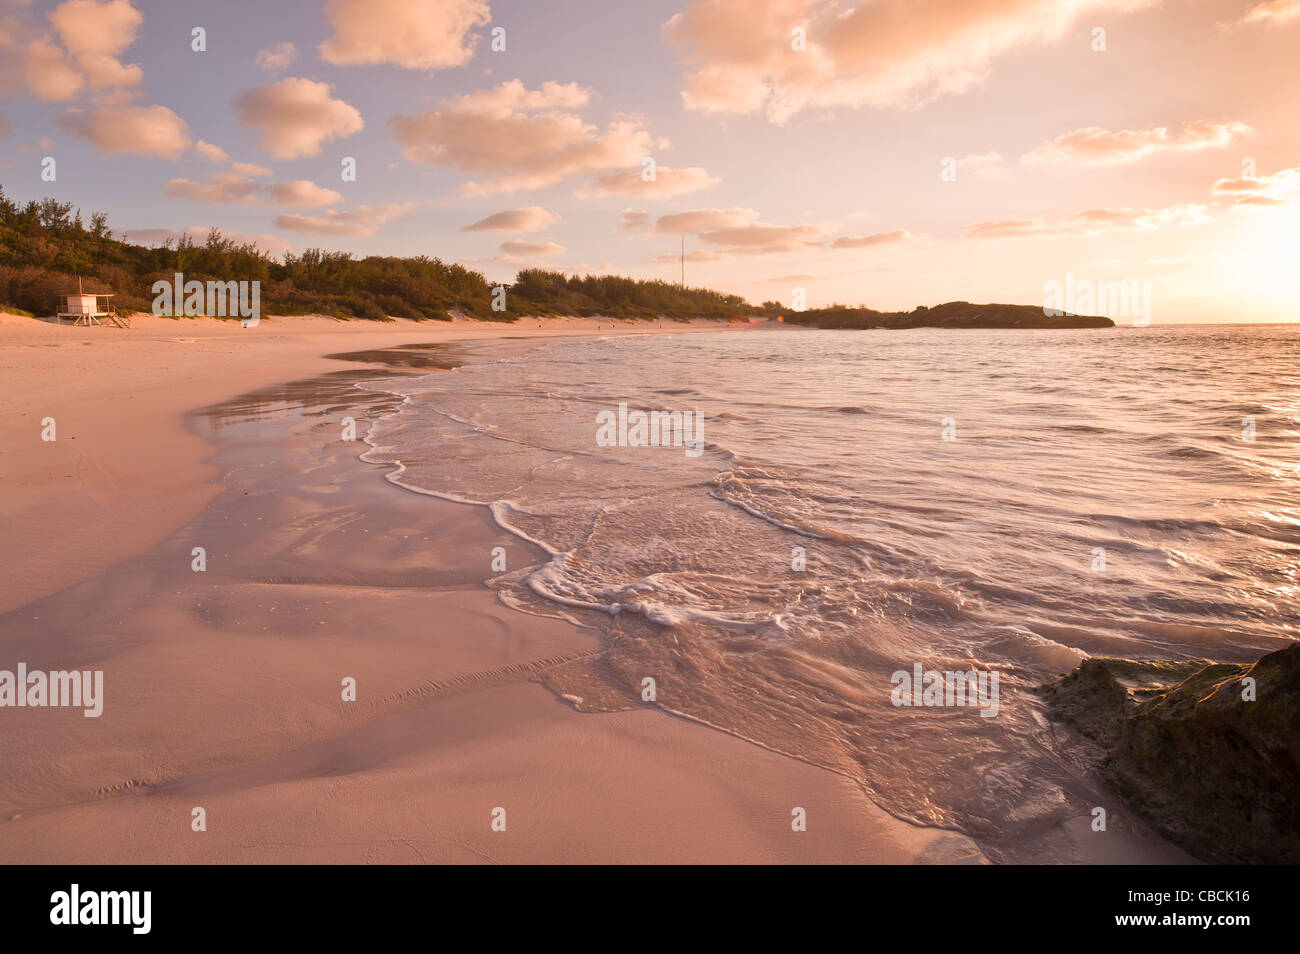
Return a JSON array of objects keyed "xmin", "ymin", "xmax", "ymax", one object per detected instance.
[{"xmin": 0, "ymin": 313, "xmax": 986, "ymax": 863}]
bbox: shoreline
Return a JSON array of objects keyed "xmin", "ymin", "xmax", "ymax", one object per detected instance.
[
  {"xmin": 0, "ymin": 312, "xmax": 741, "ymax": 615},
  {"xmin": 1, "ymin": 312, "xmax": 988, "ymax": 863}
]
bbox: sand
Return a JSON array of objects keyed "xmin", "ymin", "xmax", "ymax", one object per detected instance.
[{"xmin": 0, "ymin": 311, "xmax": 989, "ymax": 864}]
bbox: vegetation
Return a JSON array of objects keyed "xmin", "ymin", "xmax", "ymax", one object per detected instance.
[
  {"xmin": 0, "ymin": 184, "xmax": 753, "ymax": 322},
  {"xmin": 776, "ymin": 301, "xmax": 1114, "ymax": 329}
]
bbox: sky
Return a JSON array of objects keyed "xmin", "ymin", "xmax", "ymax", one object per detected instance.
[{"xmin": 1, "ymin": 0, "xmax": 1298, "ymax": 323}]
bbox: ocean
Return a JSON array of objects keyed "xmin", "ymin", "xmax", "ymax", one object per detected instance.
[{"xmin": 358, "ymin": 324, "xmax": 1299, "ymax": 859}]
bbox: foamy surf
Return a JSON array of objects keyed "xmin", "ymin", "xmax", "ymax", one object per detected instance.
[{"xmin": 354, "ymin": 326, "xmax": 1299, "ymax": 860}]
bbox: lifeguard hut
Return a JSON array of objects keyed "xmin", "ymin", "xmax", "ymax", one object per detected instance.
[{"xmin": 57, "ymin": 278, "xmax": 128, "ymax": 327}]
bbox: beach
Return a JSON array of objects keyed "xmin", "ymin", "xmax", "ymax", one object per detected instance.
[{"xmin": 0, "ymin": 312, "xmax": 989, "ymax": 864}]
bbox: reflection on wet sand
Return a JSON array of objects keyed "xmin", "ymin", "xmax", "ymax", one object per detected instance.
[
  {"xmin": 324, "ymin": 343, "xmax": 463, "ymax": 370},
  {"xmin": 191, "ymin": 342, "xmax": 459, "ymax": 429}
]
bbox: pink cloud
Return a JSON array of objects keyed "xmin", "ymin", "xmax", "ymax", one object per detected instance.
[
  {"xmin": 967, "ymin": 203, "xmax": 1213, "ymax": 238},
  {"xmin": 320, "ymin": 0, "xmax": 490, "ymax": 70},
  {"xmin": 256, "ymin": 42, "xmax": 296, "ymax": 72},
  {"xmin": 390, "ymin": 80, "xmax": 663, "ymax": 196},
  {"xmin": 1212, "ymin": 163, "xmax": 1300, "ymax": 206},
  {"xmin": 832, "ymin": 229, "xmax": 914, "ymax": 249},
  {"xmin": 462, "ymin": 207, "xmax": 560, "ymax": 232},
  {"xmin": 576, "ymin": 165, "xmax": 720, "ymax": 198},
  {"xmin": 164, "ymin": 173, "xmax": 266, "ymax": 205},
  {"xmin": 274, "ymin": 203, "xmax": 413, "ymax": 237},
  {"xmin": 58, "ymin": 104, "xmax": 191, "ymax": 158},
  {"xmin": 500, "ymin": 239, "xmax": 565, "ymax": 257},
  {"xmin": 271, "ymin": 180, "xmax": 345, "ymax": 208},
  {"xmin": 235, "ymin": 78, "xmax": 363, "ymax": 160},
  {"xmin": 664, "ymin": 0, "xmax": 1159, "ymax": 122},
  {"xmin": 1240, "ymin": 0, "xmax": 1300, "ymax": 25},
  {"xmin": 1024, "ymin": 121, "xmax": 1251, "ymax": 165}
]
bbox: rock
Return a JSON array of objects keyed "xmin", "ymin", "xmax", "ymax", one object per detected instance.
[{"xmin": 1036, "ymin": 643, "xmax": 1300, "ymax": 863}]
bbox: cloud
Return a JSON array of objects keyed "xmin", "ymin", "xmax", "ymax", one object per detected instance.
[
  {"xmin": 0, "ymin": 112, "xmax": 8, "ymax": 139},
  {"xmin": 461, "ymin": 206, "xmax": 559, "ymax": 232},
  {"xmin": 193, "ymin": 140, "xmax": 273, "ymax": 177},
  {"xmin": 1240, "ymin": 0, "xmax": 1300, "ymax": 25},
  {"xmin": 194, "ymin": 140, "xmax": 229, "ymax": 163},
  {"xmin": 320, "ymin": 0, "xmax": 490, "ymax": 70},
  {"xmin": 235, "ymin": 78, "xmax": 363, "ymax": 159},
  {"xmin": 1, "ymin": 0, "xmax": 143, "ymax": 101},
  {"xmin": 164, "ymin": 173, "xmax": 342, "ymax": 208},
  {"xmin": 699, "ymin": 223, "xmax": 824, "ymax": 254},
  {"xmin": 271, "ymin": 179, "xmax": 345, "ymax": 207},
  {"xmin": 619, "ymin": 209, "xmax": 650, "ymax": 232},
  {"xmin": 653, "ymin": 207, "xmax": 823, "ymax": 254},
  {"xmin": 164, "ymin": 172, "xmax": 266, "ymax": 205},
  {"xmin": 664, "ymin": 0, "xmax": 1158, "ymax": 123},
  {"xmin": 256, "ymin": 41, "xmax": 296, "ymax": 71},
  {"xmin": 967, "ymin": 203, "xmax": 1212, "ymax": 238},
  {"xmin": 1023, "ymin": 121, "xmax": 1251, "ymax": 165},
  {"xmin": 1212, "ymin": 163, "xmax": 1300, "ymax": 206},
  {"xmin": 965, "ymin": 218, "xmax": 1071, "ymax": 239},
  {"xmin": 390, "ymin": 79, "xmax": 661, "ymax": 195},
  {"xmin": 274, "ymin": 202, "xmax": 413, "ymax": 236},
  {"xmin": 831, "ymin": 229, "xmax": 914, "ymax": 249},
  {"xmin": 48, "ymin": 0, "xmax": 143, "ymax": 90},
  {"xmin": 22, "ymin": 39, "xmax": 85, "ymax": 102},
  {"xmin": 575, "ymin": 165, "xmax": 720, "ymax": 198},
  {"xmin": 231, "ymin": 161, "xmax": 273, "ymax": 177},
  {"xmin": 500, "ymin": 239, "xmax": 565, "ymax": 257},
  {"xmin": 58, "ymin": 104, "xmax": 191, "ymax": 158},
  {"xmin": 654, "ymin": 207, "xmax": 757, "ymax": 233}
]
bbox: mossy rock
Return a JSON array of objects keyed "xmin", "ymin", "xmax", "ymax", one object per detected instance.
[{"xmin": 1037, "ymin": 643, "xmax": 1300, "ymax": 863}]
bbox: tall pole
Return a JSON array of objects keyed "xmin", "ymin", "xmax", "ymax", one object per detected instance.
[{"xmin": 680, "ymin": 235, "xmax": 684, "ymax": 288}]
